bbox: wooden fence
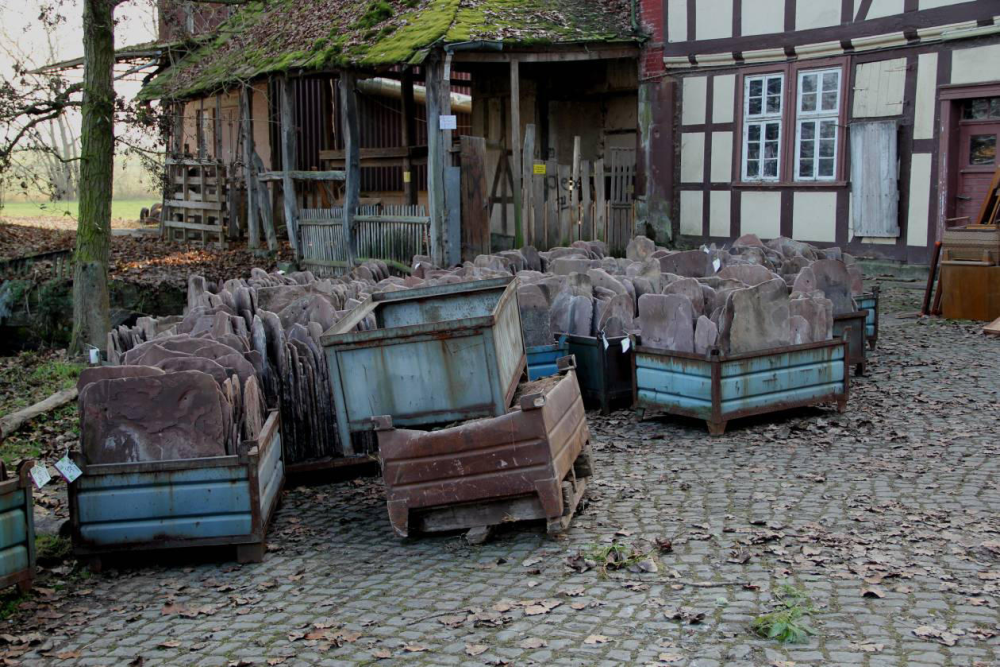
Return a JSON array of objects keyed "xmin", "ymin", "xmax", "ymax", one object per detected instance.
[{"xmin": 298, "ymin": 205, "xmax": 430, "ymax": 276}]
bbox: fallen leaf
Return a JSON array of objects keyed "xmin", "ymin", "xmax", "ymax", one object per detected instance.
[
  {"xmin": 522, "ymin": 556, "xmax": 543, "ymax": 567},
  {"xmin": 571, "ymin": 601, "xmax": 588, "ymax": 610},
  {"xmin": 370, "ymin": 648, "xmax": 392, "ymax": 660},
  {"xmin": 465, "ymin": 644, "xmax": 488, "ymax": 656},
  {"xmin": 404, "ymin": 643, "xmax": 428, "ymax": 652},
  {"xmin": 519, "ymin": 638, "xmax": 547, "ymax": 649},
  {"xmin": 157, "ymin": 640, "xmax": 181, "ymax": 649},
  {"xmin": 267, "ymin": 659, "xmax": 288, "ymax": 666},
  {"xmin": 562, "ymin": 586, "xmax": 585, "ymax": 597},
  {"xmin": 658, "ymin": 653, "xmax": 683, "ymax": 663},
  {"xmin": 55, "ymin": 652, "xmax": 80, "ymax": 660},
  {"xmin": 437, "ymin": 614, "xmax": 467, "ymax": 628},
  {"xmin": 861, "ymin": 586, "xmax": 885, "ymax": 599},
  {"xmin": 584, "ymin": 635, "xmax": 609, "ymax": 645},
  {"xmin": 849, "ymin": 642, "xmax": 884, "ymax": 653}
]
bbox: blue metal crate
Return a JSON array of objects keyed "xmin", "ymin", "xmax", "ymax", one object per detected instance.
[
  {"xmin": 526, "ymin": 341, "xmax": 569, "ymax": 380},
  {"xmin": 0, "ymin": 462, "xmax": 35, "ymax": 593},
  {"xmin": 322, "ymin": 278, "xmax": 526, "ymax": 454},
  {"xmin": 856, "ymin": 287, "xmax": 879, "ymax": 350},
  {"xmin": 69, "ymin": 411, "xmax": 284, "ymax": 566},
  {"xmin": 634, "ymin": 336, "xmax": 849, "ymax": 435}
]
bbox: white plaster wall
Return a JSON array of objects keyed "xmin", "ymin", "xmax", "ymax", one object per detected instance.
[
  {"xmin": 710, "ymin": 132, "xmax": 733, "ymax": 182},
  {"xmin": 680, "ymin": 190, "xmax": 704, "ymax": 235},
  {"xmin": 919, "ymin": 0, "xmax": 974, "ymax": 7},
  {"xmin": 695, "ymin": 0, "xmax": 733, "ymax": 40},
  {"xmin": 792, "ymin": 191, "xmax": 837, "ymax": 243},
  {"xmin": 667, "ymin": 0, "xmax": 687, "ymax": 43},
  {"xmin": 796, "ymin": 1, "xmax": 840, "ymax": 31},
  {"xmin": 682, "ymin": 76, "xmax": 708, "ymax": 125},
  {"xmin": 913, "ymin": 53, "xmax": 938, "ymax": 141},
  {"xmin": 740, "ymin": 191, "xmax": 781, "ymax": 239},
  {"xmin": 951, "ymin": 44, "xmax": 1000, "ymax": 85},
  {"xmin": 681, "ymin": 132, "xmax": 706, "ymax": 182},
  {"xmin": 906, "ymin": 153, "xmax": 933, "ymax": 247},
  {"xmin": 866, "ymin": 0, "xmax": 905, "ymax": 19},
  {"xmin": 709, "ymin": 191, "xmax": 731, "ymax": 237},
  {"xmin": 742, "ymin": 0, "xmax": 784, "ymax": 37},
  {"xmin": 712, "ymin": 74, "xmax": 736, "ymax": 124}
]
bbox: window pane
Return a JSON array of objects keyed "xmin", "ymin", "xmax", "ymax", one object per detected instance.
[
  {"xmin": 746, "ymin": 160, "xmax": 760, "ymax": 177},
  {"xmin": 765, "ymin": 123, "xmax": 779, "ymax": 141},
  {"xmin": 971, "ymin": 98, "xmax": 990, "ymax": 119},
  {"xmin": 748, "ymin": 124, "xmax": 761, "ymax": 141},
  {"xmin": 992, "ymin": 98, "xmax": 1000, "ymax": 119},
  {"xmin": 749, "ymin": 97, "xmax": 762, "ymax": 115},
  {"xmin": 799, "ymin": 159, "xmax": 814, "ymax": 178},
  {"xmin": 767, "ymin": 77, "xmax": 782, "ymax": 96},
  {"xmin": 821, "ymin": 91, "xmax": 838, "ymax": 111},
  {"xmin": 801, "ymin": 121, "xmax": 815, "ymax": 140},
  {"xmin": 766, "ymin": 94, "xmax": 781, "ymax": 113},
  {"xmin": 819, "ymin": 139, "xmax": 835, "ymax": 158},
  {"xmin": 822, "ymin": 71, "xmax": 839, "ymax": 92},
  {"xmin": 818, "ymin": 158, "xmax": 834, "ymax": 177},
  {"xmin": 801, "ymin": 93, "xmax": 817, "ymax": 112},
  {"xmin": 802, "ymin": 74, "xmax": 817, "ymax": 94},
  {"xmin": 969, "ymin": 134, "xmax": 997, "ymax": 165},
  {"xmin": 747, "ymin": 142, "xmax": 760, "ymax": 160},
  {"xmin": 820, "ymin": 120, "xmax": 837, "ymax": 139},
  {"xmin": 764, "ymin": 141, "xmax": 779, "ymax": 159},
  {"xmin": 749, "ymin": 79, "xmax": 763, "ymax": 97},
  {"xmin": 763, "ymin": 159, "xmax": 778, "ymax": 177},
  {"xmin": 800, "ymin": 139, "xmax": 815, "ymax": 158}
]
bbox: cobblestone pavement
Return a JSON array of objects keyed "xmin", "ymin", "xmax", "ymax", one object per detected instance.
[{"xmin": 8, "ymin": 283, "xmax": 1000, "ymax": 666}]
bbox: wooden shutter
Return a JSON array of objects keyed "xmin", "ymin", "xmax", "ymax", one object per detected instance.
[{"xmin": 850, "ymin": 120, "xmax": 900, "ymax": 237}]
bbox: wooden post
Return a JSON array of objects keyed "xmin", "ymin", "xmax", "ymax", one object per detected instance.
[
  {"xmin": 581, "ymin": 159, "xmax": 592, "ymax": 241},
  {"xmin": 239, "ymin": 86, "xmax": 259, "ymax": 249},
  {"xmin": 252, "ymin": 152, "xmax": 278, "ymax": 252},
  {"xmin": 460, "ymin": 135, "xmax": 489, "ymax": 261},
  {"xmin": 213, "ymin": 94, "xmax": 223, "ymax": 159},
  {"xmin": 279, "ymin": 75, "xmax": 301, "ymax": 259},
  {"xmin": 339, "ymin": 71, "xmax": 360, "ymax": 262},
  {"xmin": 521, "ymin": 124, "xmax": 535, "ymax": 246},
  {"xmin": 509, "ymin": 58, "xmax": 523, "ymax": 248},
  {"xmin": 426, "ymin": 59, "xmax": 445, "ymax": 265},
  {"xmin": 571, "ymin": 136, "xmax": 581, "ymax": 241},
  {"xmin": 594, "ymin": 158, "xmax": 606, "ymax": 243},
  {"xmin": 532, "ymin": 160, "xmax": 545, "ymax": 250},
  {"xmin": 545, "ymin": 158, "xmax": 558, "ymax": 249},
  {"xmin": 400, "ymin": 67, "xmax": 417, "ymax": 206}
]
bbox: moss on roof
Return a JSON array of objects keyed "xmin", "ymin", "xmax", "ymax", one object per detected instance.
[{"xmin": 140, "ymin": 0, "xmax": 637, "ymax": 101}]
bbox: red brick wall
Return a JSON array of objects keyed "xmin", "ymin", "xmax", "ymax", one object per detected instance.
[{"xmin": 639, "ymin": 0, "xmax": 665, "ymax": 78}]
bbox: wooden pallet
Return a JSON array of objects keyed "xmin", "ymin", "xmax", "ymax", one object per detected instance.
[{"xmin": 162, "ymin": 158, "xmax": 229, "ymax": 247}]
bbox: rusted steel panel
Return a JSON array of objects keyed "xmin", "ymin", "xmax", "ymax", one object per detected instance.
[
  {"xmin": 68, "ymin": 411, "xmax": 284, "ymax": 563},
  {"xmin": 634, "ymin": 337, "xmax": 850, "ymax": 436},
  {"xmin": 857, "ymin": 287, "xmax": 880, "ymax": 350},
  {"xmin": 832, "ymin": 311, "xmax": 869, "ymax": 375},
  {"xmin": 0, "ymin": 462, "xmax": 35, "ymax": 593},
  {"xmin": 322, "ymin": 278, "xmax": 526, "ymax": 449},
  {"xmin": 563, "ymin": 333, "xmax": 635, "ymax": 415},
  {"xmin": 376, "ymin": 365, "xmax": 591, "ymax": 538}
]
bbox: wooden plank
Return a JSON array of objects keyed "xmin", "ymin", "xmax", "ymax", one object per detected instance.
[
  {"xmin": 581, "ymin": 159, "xmax": 592, "ymax": 241},
  {"xmin": 164, "ymin": 199, "xmax": 225, "ymax": 211},
  {"xmin": 558, "ymin": 163, "xmax": 571, "ymax": 246},
  {"xmin": 257, "ymin": 170, "xmax": 346, "ymax": 182},
  {"xmin": 163, "ymin": 220, "xmax": 228, "ymax": 232},
  {"xmin": 340, "ymin": 71, "xmax": 361, "ymax": 263},
  {"xmin": 214, "ymin": 95, "xmax": 223, "ymax": 160},
  {"xmin": 594, "ymin": 159, "xmax": 606, "ymax": 243},
  {"xmin": 318, "ymin": 146, "xmax": 427, "ymax": 161},
  {"xmin": 400, "ymin": 67, "xmax": 418, "ymax": 206},
  {"xmin": 571, "ymin": 136, "xmax": 581, "ymax": 241},
  {"xmin": 521, "ymin": 124, "xmax": 535, "ymax": 246},
  {"xmin": 545, "ymin": 159, "xmax": 559, "ymax": 249},
  {"xmin": 251, "ymin": 151, "xmax": 278, "ymax": 252},
  {"xmin": 239, "ymin": 86, "xmax": 259, "ymax": 249},
  {"xmin": 426, "ymin": 59, "xmax": 445, "ymax": 265},
  {"xmin": 532, "ymin": 162, "xmax": 545, "ymax": 250},
  {"xmin": 279, "ymin": 75, "xmax": 300, "ymax": 258},
  {"xmin": 510, "ymin": 59, "xmax": 522, "ymax": 247},
  {"xmin": 460, "ymin": 135, "xmax": 490, "ymax": 261}
]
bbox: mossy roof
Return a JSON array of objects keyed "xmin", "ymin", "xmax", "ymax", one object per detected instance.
[{"xmin": 140, "ymin": 0, "xmax": 638, "ymax": 101}]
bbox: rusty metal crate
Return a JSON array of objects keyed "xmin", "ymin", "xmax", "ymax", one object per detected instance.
[
  {"xmin": 633, "ymin": 335, "xmax": 849, "ymax": 436},
  {"xmin": 832, "ymin": 310, "xmax": 869, "ymax": 376},
  {"xmin": 375, "ymin": 359, "xmax": 592, "ymax": 540},
  {"xmin": 0, "ymin": 462, "xmax": 36, "ymax": 593},
  {"xmin": 68, "ymin": 411, "xmax": 284, "ymax": 568},
  {"xmin": 322, "ymin": 277, "xmax": 526, "ymax": 455},
  {"xmin": 857, "ymin": 287, "xmax": 879, "ymax": 350}
]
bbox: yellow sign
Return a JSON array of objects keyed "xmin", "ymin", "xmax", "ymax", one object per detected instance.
[
  {"xmin": 403, "ymin": 170, "xmax": 411, "ymax": 183},
  {"xmin": 533, "ymin": 163, "xmax": 546, "ymax": 175}
]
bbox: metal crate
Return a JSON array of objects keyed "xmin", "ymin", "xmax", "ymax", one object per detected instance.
[
  {"xmin": 563, "ymin": 333, "xmax": 635, "ymax": 415},
  {"xmin": 832, "ymin": 310, "xmax": 869, "ymax": 376},
  {"xmin": 526, "ymin": 340, "xmax": 570, "ymax": 381},
  {"xmin": 0, "ymin": 462, "xmax": 35, "ymax": 593},
  {"xmin": 856, "ymin": 287, "xmax": 879, "ymax": 350}
]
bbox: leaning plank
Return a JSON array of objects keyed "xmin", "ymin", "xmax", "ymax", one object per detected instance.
[
  {"xmin": 0, "ymin": 388, "xmax": 78, "ymax": 441},
  {"xmin": 984, "ymin": 316, "xmax": 1000, "ymax": 336}
]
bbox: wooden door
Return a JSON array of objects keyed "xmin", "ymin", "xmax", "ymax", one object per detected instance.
[
  {"xmin": 955, "ymin": 97, "xmax": 1000, "ymax": 225},
  {"xmin": 460, "ymin": 136, "xmax": 490, "ymax": 260}
]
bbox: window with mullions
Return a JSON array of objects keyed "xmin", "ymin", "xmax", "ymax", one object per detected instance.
[
  {"xmin": 795, "ymin": 68, "xmax": 841, "ymax": 181},
  {"xmin": 742, "ymin": 74, "xmax": 783, "ymax": 181}
]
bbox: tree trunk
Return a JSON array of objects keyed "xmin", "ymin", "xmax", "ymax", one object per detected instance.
[{"xmin": 70, "ymin": 0, "xmax": 115, "ymax": 357}]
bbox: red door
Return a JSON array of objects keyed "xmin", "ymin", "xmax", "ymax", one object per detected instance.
[{"xmin": 955, "ymin": 97, "xmax": 1000, "ymax": 225}]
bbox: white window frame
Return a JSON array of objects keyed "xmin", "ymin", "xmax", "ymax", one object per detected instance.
[
  {"xmin": 742, "ymin": 73, "xmax": 784, "ymax": 182},
  {"xmin": 794, "ymin": 67, "xmax": 842, "ymax": 181}
]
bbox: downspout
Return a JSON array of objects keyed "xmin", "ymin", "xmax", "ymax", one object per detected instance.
[{"xmin": 631, "ymin": 0, "xmax": 640, "ymax": 34}]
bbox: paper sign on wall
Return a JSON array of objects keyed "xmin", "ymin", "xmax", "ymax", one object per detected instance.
[
  {"xmin": 533, "ymin": 163, "xmax": 546, "ymax": 175},
  {"xmin": 403, "ymin": 170, "xmax": 411, "ymax": 183},
  {"xmin": 439, "ymin": 115, "xmax": 457, "ymax": 130}
]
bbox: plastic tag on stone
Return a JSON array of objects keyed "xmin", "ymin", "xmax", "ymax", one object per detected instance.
[
  {"xmin": 621, "ymin": 337, "xmax": 631, "ymax": 353},
  {"xmin": 30, "ymin": 464, "xmax": 51, "ymax": 490},
  {"xmin": 713, "ymin": 258, "xmax": 721, "ymax": 272},
  {"xmin": 602, "ymin": 332, "xmax": 609, "ymax": 350},
  {"xmin": 55, "ymin": 455, "xmax": 82, "ymax": 483}
]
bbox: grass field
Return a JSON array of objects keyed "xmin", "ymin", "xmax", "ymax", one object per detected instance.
[{"xmin": 0, "ymin": 198, "xmax": 159, "ymax": 221}]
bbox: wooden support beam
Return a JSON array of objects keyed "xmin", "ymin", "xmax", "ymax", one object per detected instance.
[
  {"xmin": 279, "ymin": 75, "xmax": 301, "ymax": 259},
  {"xmin": 239, "ymin": 86, "xmax": 259, "ymax": 248},
  {"xmin": 252, "ymin": 151, "xmax": 278, "ymax": 252},
  {"xmin": 214, "ymin": 94, "xmax": 223, "ymax": 159},
  {"xmin": 510, "ymin": 58, "xmax": 523, "ymax": 248},
  {"xmin": 257, "ymin": 170, "xmax": 347, "ymax": 182},
  {"xmin": 521, "ymin": 124, "xmax": 535, "ymax": 246},
  {"xmin": 425, "ymin": 59, "xmax": 445, "ymax": 265},
  {"xmin": 400, "ymin": 67, "xmax": 418, "ymax": 206},
  {"xmin": 571, "ymin": 135, "xmax": 581, "ymax": 241},
  {"xmin": 340, "ymin": 71, "xmax": 361, "ymax": 262}
]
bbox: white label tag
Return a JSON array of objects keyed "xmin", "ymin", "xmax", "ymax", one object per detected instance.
[
  {"xmin": 621, "ymin": 337, "xmax": 631, "ymax": 353},
  {"xmin": 439, "ymin": 115, "xmax": 457, "ymax": 130},
  {"xmin": 713, "ymin": 258, "xmax": 721, "ymax": 272},
  {"xmin": 702, "ymin": 246, "xmax": 710, "ymax": 254},
  {"xmin": 602, "ymin": 333, "xmax": 609, "ymax": 350},
  {"xmin": 55, "ymin": 455, "xmax": 82, "ymax": 483},
  {"xmin": 30, "ymin": 464, "xmax": 51, "ymax": 490}
]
